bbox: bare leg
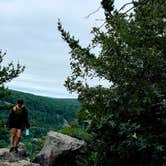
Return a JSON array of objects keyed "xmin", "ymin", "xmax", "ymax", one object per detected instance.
[
  {"xmin": 9, "ymin": 128, "xmax": 16, "ymax": 152},
  {"xmin": 14, "ymin": 129, "xmax": 22, "ymax": 147},
  {"xmin": 10, "ymin": 128, "xmax": 16, "ymax": 147}
]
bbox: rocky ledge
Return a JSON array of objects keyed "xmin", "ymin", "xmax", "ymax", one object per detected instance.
[
  {"xmin": 0, "ymin": 143, "xmax": 40, "ymax": 166},
  {"xmin": 0, "ymin": 131, "xmax": 85, "ymax": 166},
  {"xmin": 33, "ymin": 131, "xmax": 85, "ymax": 166}
]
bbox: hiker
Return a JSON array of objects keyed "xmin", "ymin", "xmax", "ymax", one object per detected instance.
[{"xmin": 6, "ymin": 99, "xmax": 30, "ymax": 153}]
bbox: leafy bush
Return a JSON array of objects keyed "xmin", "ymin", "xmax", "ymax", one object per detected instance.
[{"xmin": 59, "ymin": 126, "xmax": 92, "ymax": 142}]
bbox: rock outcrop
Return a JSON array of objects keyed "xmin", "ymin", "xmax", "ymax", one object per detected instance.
[
  {"xmin": 63, "ymin": 118, "xmax": 70, "ymax": 127},
  {"xmin": 0, "ymin": 144, "xmax": 40, "ymax": 166},
  {"xmin": 33, "ymin": 131, "xmax": 85, "ymax": 166},
  {"xmin": 0, "ymin": 132, "xmax": 85, "ymax": 166}
]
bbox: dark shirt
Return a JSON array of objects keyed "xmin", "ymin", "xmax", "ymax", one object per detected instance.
[{"xmin": 7, "ymin": 106, "xmax": 30, "ymax": 129}]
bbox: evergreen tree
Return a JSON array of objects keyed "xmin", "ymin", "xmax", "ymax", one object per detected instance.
[
  {"xmin": 58, "ymin": 0, "xmax": 166, "ymax": 165},
  {"xmin": 0, "ymin": 49, "xmax": 25, "ymax": 107},
  {"xmin": 0, "ymin": 50, "xmax": 24, "ymax": 147}
]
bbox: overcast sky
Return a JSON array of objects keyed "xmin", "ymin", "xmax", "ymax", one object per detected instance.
[{"xmin": 0, "ymin": 0, "xmax": 128, "ymax": 98}]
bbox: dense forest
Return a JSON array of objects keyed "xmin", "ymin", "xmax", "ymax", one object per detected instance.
[{"xmin": 0, "ymin": 90, "xmax": 80, "ymax": 157}]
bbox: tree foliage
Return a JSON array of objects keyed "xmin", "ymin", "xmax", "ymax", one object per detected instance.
[
  {"xmin": 0, "ymin": 50, "xmax": 24, "ymax": 148},
  {"xmin": 0, "ymin": 50, "xmax": 25, "ymax": 101},
  {"xmin": 58, "ymin": 0, "xmax": 166, "ymax": 165}
]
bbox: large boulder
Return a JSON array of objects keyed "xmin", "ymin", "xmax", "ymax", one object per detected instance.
[
  {"xmin": 33, "ymin": 131, "xmax": 85, "ymax": 166},
  {"xmin": 0, "ymin": 146, "xmax": 40, "ymax": 166}
]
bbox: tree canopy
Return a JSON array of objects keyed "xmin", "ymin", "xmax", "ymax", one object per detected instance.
[{"xmin": 58, "ymin": 0, "xmax": 166, "ymax": 165}]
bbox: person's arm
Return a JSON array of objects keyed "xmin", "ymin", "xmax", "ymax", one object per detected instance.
[
  {"xmin": 6, "ymin": 108, "xmax": 14, "ymax": 128},
  {"xmin": 24, "ymin": 107, "xmax": 30, "ymax": 128},
  {"xmin": 0, "ymin": 103, "xmax": 14, "ymax": 111}
]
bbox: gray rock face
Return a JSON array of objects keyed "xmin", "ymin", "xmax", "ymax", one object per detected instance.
[
  {"xmin": 0, "ymin": 146, "xmax": 40, "ymax": 166},
  {"xmin": 33, "ymin": 131, "xmax": 85, "ymax": 166}
]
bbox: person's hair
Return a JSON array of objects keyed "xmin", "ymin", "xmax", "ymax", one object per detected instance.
[{"xmin": 17, "ymin": 99, "xmax": 24, "ymax": 105}]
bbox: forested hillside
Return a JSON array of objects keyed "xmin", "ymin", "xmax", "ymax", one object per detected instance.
[{"xmin": 0, "ymin": 90, "xmax": 80, "ymax": 144}]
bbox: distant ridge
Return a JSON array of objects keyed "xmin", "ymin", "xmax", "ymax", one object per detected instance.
[{"xmin": 9, "ymin": 89, "xmax": 77, "ymax": 99}]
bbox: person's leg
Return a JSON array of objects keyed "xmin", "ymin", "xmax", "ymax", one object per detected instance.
[
  {"xmin": 14, "ymin": 129, "xmax": 22, "ymax": 152},
  {"xmin": 9, "ymin": 128, "xmax": 16, "ymax": 152}
]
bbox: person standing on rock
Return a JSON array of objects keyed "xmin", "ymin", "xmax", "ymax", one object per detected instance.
[{"xmin": 6, "ymin": 99, "xmax": 30, "ymax": 153}]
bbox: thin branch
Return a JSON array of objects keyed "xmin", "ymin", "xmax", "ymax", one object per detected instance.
[
  {"xmin": 122, "ymin": 6, "xmax": 135, "ymax": 14},
  {"xmin": 95, "ymin": 19, "xmax": 105, "ymax": 21},
  {"xmin": 84, "ymin": 6, "xmax": 102, "ymax": 19},
  {"xmin": 118, "ymin": 2, "xmax": 133, "ymax": 12},
  {"xmin": 98, "ymin": 22, "xmax": 106, "ymax": 29},
  {"xmin": 119, "ymin": 0, "xmax": 149, "ymax": 14}
]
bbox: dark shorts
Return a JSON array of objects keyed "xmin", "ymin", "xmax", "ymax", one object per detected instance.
[{"xmin": 9, "ymin": 120, "xmax": 25, "ymax": 130}]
